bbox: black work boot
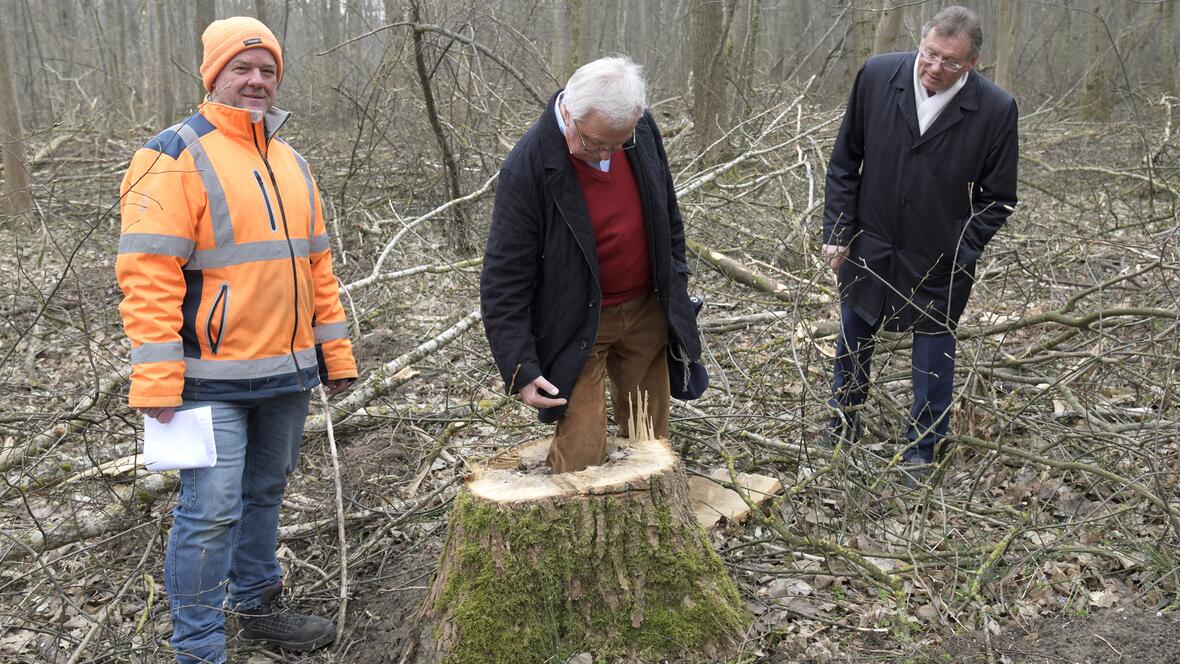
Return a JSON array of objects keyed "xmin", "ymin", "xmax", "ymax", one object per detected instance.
[{"xmin": 237, "ymin": 585, "xmax": 335, "ymax": 652}]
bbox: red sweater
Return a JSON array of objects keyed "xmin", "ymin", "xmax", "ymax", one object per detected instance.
[{"xmin": 570, "ymin": 153, "xmax": 651, "ymax": 306}]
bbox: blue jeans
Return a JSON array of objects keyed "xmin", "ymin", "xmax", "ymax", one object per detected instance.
[
  {"xmin": 165, "ymin": 390, "xmax": 311, "ymax": 664},
  {"xmin": 829, "ymin": 302, "xmax": 956, "ymax": 463}
]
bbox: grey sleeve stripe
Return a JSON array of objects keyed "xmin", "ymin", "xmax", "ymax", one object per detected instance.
[
  {"xmin": 177, "ymin": 124, "xmax": 235, "ymax": 248},
  {"xmin": 119, "ymin": 234, "xmax": 195, "ymax": 258},
  {"xmin": 184, "ymin": 239, "xmax": 310, "ymax": 270},
  {"xmin": 314, "ymin": 321, "xmax": 350, "ymax": 343},
  {"xmin": 309, "ymin": 233, "xmax": 330, "ymax": 254},
  {"xmin": 131, "ymin": 341, "xmax": 185, "ymax": 364},
  {"xmin": 291, "ymin": 148, "xmax": 317, "ymax": 237}
]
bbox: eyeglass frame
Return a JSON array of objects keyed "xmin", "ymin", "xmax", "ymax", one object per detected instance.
[
  {"xmin": 570, "ymin": 115, "xmax": 637, "ymax": 155},
  {"xmin": 918, "ymin": 46, "xmax": 967, "ymax": 73}
]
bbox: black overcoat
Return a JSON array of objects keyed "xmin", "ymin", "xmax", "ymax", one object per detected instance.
[
  {"xmin": 480, "ymin": 92, "xmax": 701, "ymax": 423},
  {"xmin": 823, "ymin": 51, "xmax": 1019, "ymax": 333}
]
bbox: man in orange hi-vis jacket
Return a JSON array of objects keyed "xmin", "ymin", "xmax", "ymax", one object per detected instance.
[{"xmin": 116, "ymin": 17, "xmax": 356, "ymax": 663}]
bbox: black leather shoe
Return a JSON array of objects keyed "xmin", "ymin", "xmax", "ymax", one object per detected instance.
[{"xmin": 237, "ymin": 586, "xmax": 335, "ymax": 652}]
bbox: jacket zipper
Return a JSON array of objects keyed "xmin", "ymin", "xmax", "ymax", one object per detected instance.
[
  {"xmin": 251, "ymin": 118, "xmax": 307, "ymax": 390},
  {"xmin": 205, "ymin": 282, "xmax": 230, "ymax": 355},
  {"xmin": 254, "ymin": 170, "xmax": 278, "ymax": 231}
]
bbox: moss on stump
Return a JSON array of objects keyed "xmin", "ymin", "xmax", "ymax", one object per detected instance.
[{"xmin": 409, "ymin": 438, "xmax": 749, "ymax": 663}]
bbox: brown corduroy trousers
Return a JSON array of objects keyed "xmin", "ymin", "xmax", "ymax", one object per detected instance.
[{"xmin": 546, "ymin": 292, "xmax": 670, "ymax": 474}]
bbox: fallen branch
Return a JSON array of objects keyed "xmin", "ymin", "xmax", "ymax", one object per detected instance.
[{"xmin": 306, "ymin": 309, "xmax": 483, "ymax": 432}]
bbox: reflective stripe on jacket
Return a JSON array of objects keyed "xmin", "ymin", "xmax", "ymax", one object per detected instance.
[{"xmin": 117, "ymin": 102, "xmax": 357, "ymax": 407}]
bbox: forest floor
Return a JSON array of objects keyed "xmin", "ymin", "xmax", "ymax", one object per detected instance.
[{"xmin": 1, "ymin": 98, "xmax": 1178, "ymax": 663}]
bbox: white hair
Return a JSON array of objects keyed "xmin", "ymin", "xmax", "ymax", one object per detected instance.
[{"xmin": 563, "ymin": 56, "xmax": 646, "ymax": 129}]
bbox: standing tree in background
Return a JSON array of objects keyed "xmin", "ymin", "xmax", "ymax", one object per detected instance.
[
  {"xmin": 691, "ymin": 0, "xmax": 734, "ymax": 154},
  {"xmin": 100, "ymin": 0, "xmax": 126, "ymax": 121},
  {"xmin": 1162, "ymin": 0, "xmax": 1177, "ymax": 98},
  {"xmin": 409, "ymin": 0, "xmax": 470, "ymax": 251},
  {"xmin": 0, "ymin": 14, "xmax": 31, "ymax": 220},
  {"xmin": 850, "ymin": 0, "xmax": 875, "ymax": 69},
  {"xmin": 155, "ymin": 0, "xmax": 175, "ymax": 125},
  {"xmin": 872, "ymin": 0, "xmax": 904, "ymax": 55},
  {"xmin": 733, "ymin": 0, "xmax": 764, "ymax": 121},
  {"xmin": 255, "ymin": 0, "xmax": 271, "ymax": 27},
  {"xmin": 1080, "ymin": 1, "xmax": 1111, "ymax": 121},
  {"xmin": 994, "ymin": 0, "xmax": 1022, "ymax": 92},
  {"xmin": 195, "ymin": 0, "xmax": 216, "ymax": 100}
]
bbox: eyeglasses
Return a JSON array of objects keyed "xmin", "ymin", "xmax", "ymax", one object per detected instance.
[
  {"xmin": 571, "ymin": 116, "xmax": 636, "ymax": 155},
  {"xmin": 919, "ymin": 47, "xmax": 965, "ymax": 73}
]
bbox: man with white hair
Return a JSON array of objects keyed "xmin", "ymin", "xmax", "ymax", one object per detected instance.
[{"xmin": 481, "ymin": 56, "xmax": 701, "ymax": 473}]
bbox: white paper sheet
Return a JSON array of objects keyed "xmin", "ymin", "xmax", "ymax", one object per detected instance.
[{"xmin": 143, "ymin": 406, "xmax": 217, "ymax": 471}]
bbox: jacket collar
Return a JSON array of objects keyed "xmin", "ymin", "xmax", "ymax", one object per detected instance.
[
  {"xmin": 539, "ymin": 92, "xmax": 573, "ymax": 172},
  {"xmin": 535, "ymin": 91, "xmax": 599, "ymax": 280},
  {"xmin": 200, "ymin": 100, "xmax": 291, "ymax": 143},
  {"xmin": 890, "ymin": 51, "xmax": 980, "ymax": 145}
]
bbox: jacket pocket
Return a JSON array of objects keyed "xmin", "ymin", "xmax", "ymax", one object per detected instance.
[
  {"xmin": 205, "ymin": 283, "xmax": 230, "ymax": 355},
  {"xmin": 254, "ymin": 170, "xmax": 278, "ymax": 231}
]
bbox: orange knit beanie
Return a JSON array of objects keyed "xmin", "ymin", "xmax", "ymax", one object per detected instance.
[{"xmin": 200, "ymin": 17, "xmax": 283, "ymax": 93}]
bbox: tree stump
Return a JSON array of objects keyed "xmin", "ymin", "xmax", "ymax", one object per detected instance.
[{"xmin": 407, "ymin": 437, "xmax": 749, "ymax": 663}]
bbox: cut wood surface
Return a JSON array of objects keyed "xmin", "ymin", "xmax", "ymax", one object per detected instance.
[
  {"xmin": 689, "ymin": 468, "xmax": 784, "ymax": 530},
  {"xmin": 407, "ymin": 437, "xmax": 749, "ymax": 663}
]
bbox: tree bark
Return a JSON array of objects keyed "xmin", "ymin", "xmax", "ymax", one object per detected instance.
[
  {"xmin": 994, "ymin": 0, "xmax": 1022, "ymax": 91},
  {"xmin": 691, "ymin": 0, "xmax": 734, "ymax": 154},
  {"xmin": 733, "ymin": 0, "xmax": 764, "ymax": 123},
  {"xmin": 849, "ymin": 0, "xmax": 875, "ymax": 78},
  {"xmin": 1080, "ymin": 2, "xmax": 1111, "ymax": 121},
  {"xmin": 1162, "ymin": 0, "xmax": 1177, "ymax": 97},
  {"xmin": 99, "ymin": 0, "xmax": 125, "ymax": 119},
  {"xmin": 254, "ymin": 0, "xmax": 271, "ymax": 26},
  {"xmin": 872, "ymin": 0, "xmax": 904, "ymax": 55},
  {"xmin": 155, "ymin": 0, "xmax": 175, "ymax": 125},
  {"xmin": 195, "ymin": 0, "xmax": 215, "ymax": 100},
  {"xmin": 407, "ymin": 437, "xmax": 749, "ymax": 663},
  {"xmin": 0, "ymin": 13, "xmax": 32, "ymax": 220}
]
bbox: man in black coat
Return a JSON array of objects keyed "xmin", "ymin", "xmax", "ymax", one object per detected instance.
[
  {"xmin": 822, "ymin": 6, "xmax": 1018, "ymax": 480},
  {"xmin": 480, "ymin": 56, "xmax": 701, "ymax": 473}
]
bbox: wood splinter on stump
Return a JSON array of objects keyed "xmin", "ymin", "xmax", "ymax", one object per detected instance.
[{"xmin": 405, "ymin": 395, "xmax": 749, "ymax": 663}]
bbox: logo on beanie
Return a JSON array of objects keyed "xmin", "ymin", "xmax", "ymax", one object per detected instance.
[{"xmin": 243, "ymin": 37, "xmax": 263, "ymax": 46}]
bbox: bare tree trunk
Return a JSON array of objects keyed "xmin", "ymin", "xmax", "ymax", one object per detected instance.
[
  {"xmin": 155, "ymin": 1, "xmax": 175, "ymax": 125},
  {"xmin": 255, "ymin": 0, "xmax": 271, "ymax": 26},
  {"xmin": 409, "ymin": 0, "xmax": 470, "ymax": 251},
  {"xmin": 99, "ymin": 0, "xmax": 125, "ymax": 119},
  {"xmin": 195, "ymin": 0, "xmax": 215, "ymax": 100},
  {"xmin": 1080, "ymin": 2, "xmax": 1111, "ymax": 121},
  {"xmin": 872, "ymin": 0, "xmax": 904, "ymax": 55},
  {"xmin": 733, "ymin": 0, "xmax": 763, "ymax": 123},
  {"xmin": 549, "ymin": 0, "xmax": 565, "ymax": 78},
  {"xmin": 0, "ymin": 14, "xmax": 31, "ymax": 220},
  {"xmin": 691, "ymin": 0, "xmax": 734, "ymax": 154},
  {"xmin": 324, "ymin": 0, "xmax": 341, "ymax": 85},
  {"xmin": 575, "ymin": 0, "xmax": 593, "ymax": 68},
  {"xmin": 850, "ymin": 0, "xmax": 875, "ymax": 63},
  {"xmin": 1161, "ymin": 0, "xmax": 1177, "ymax": 97},
  {"xmin": 994, "ymin": 0, "xmax": 1021, "ymax": 92}
]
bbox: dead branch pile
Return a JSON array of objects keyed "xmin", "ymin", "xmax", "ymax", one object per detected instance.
[{"xmin": 1, "ymin": 87, "xmax": 1177, "ymax": 662}]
